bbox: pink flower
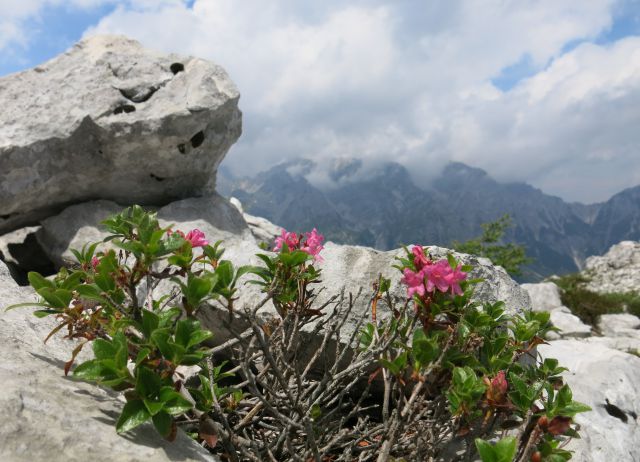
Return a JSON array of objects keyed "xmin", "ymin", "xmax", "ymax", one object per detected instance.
[
  {"xmin": 274, "ymin": 229, "xmax": 300, "ymax": 252},
  {"xmin": 491, "ymin": 370, "xmax": 508, "ymax": 396},
  {"xmin": 423, "ymin": 260, "xmax": 452, "ymax": 293},
  {"xmin": 185, "ymin": 229, "xmax": 209, "ymax": 247},
  {"xmin": 445, "ymin": 265, "xmax": 467, "ymax": 296},
  {"xmin": 301, "ymin": 228, "xmax": 324, "ymax": 262},
  {"xmin": 422, "ymin": 259, "xmax": 467, "ymax": 295},
  {"xmin": 485, "ymin": 370, "xmax": 508, "ymax": 405},
  {"xmin": 91, "ymin": 256, "xmax": 100, "ymax": 269},
  {"xmin": 401, "ymin": 268, "xmax": 426, "ymax": 298},
  {"xmin": 411, "ymin": 245, "xmax": 431, "ymax": 270}
]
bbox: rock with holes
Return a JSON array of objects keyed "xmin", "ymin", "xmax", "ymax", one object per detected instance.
[
  {"xmin": 538, "ymin": 340, "xmax": 640, "ymax": 461},
  {"xmin": 0, "ymin": 259, "xmax": 219, "ymax": 462},
  {"xmin": 0, "ymin": 35, "xmax": 241, "ymax": 234}
]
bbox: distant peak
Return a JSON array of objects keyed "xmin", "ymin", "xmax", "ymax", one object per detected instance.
[{"xmin": 442, "ymin": 162, "xmax": 489, "ymax": 179}]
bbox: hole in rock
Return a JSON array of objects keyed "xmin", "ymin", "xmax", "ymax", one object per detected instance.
[
  {"xmin": 190, "ymin": 131, "xmax": 205, "ymax": 148},
  {"xmin": 604, "ymin": 399, "xmax": 628, "ymax": 423},
  {"xmin": 170, "ymin": 63, "xmax": 185, "ymax": 75},
  {"xmin": 1, "ymin": 231, "xmax": 56, "ymax": 286},
  {"xmin": 1, "ymin": 213, "xmax": 17, "ymax": 220},
  {"xmin": 114, "ymin": 105, "xmax": 136, "ymax": 115},
  {"xmin": 177, "ymin": 144, "xmax": 186, "ymax": 154},
  {"xmin": 119, "ymin": 87, "xmax": 158, "ymax": 103},
  {"xmin": 150, "ymin": 173, "xmax": 165, "ymax": 182}
]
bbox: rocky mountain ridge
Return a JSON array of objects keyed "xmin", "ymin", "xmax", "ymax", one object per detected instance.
[{"xmin": 219, "ymin": 159, "xmax": 640, "ymax": 281}]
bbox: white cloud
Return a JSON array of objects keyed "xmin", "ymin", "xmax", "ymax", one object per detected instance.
[{"xmin": 8, "ymin": 0, "xmax": 640, "ymax": 202}]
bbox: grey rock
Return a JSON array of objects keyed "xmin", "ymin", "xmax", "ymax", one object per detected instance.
[
  {"xmin": 597, "ymin": 313, "xmax": 640, "ymax": 339},
  {"xmin": 243, "ymin": 214, "xmax": 282, "ymax": 245},
  {"xmin": 521, "ymin": 282, "xmax": 564, "ymax": 312},
  {"xmin": 0, "ymin": 35, "xmax": 241, "ymax": 234},
  {"xmin": 583, "ymin": 336, "xmax": 640, "ymax": 356},
  {"xmin": 522, "ymin": 282, "xmax": 594, "ymax": 337},
  {"xmin": 0, "ymin": 226, "xmax": 56, "ymax": 285},
  {"xmin": 585, "ymin": 241, "xmax": 640, "ymax": 294},
  {"xmin": 538, "ymin": 340, "xmax": 640, "ymax": 462},
  {"xmin": 0, "ymin": 260, "xmax": 219, "ymax": 462},
  {"xmin": 549, "ymin": 307, "xmax": 592, "ymax": 338},
  {"xmin": 229, "ymin": 196, "xmax": 281, "ymax": 245}
]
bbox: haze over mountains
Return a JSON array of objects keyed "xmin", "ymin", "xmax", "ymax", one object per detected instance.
[{"xmin": 217, "ymin": 160, "xmax": 640, "ymax": 281}]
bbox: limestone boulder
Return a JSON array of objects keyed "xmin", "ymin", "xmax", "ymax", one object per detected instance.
[
  {"xmin": 598, "ymin": 313, "xmax": 640, "ymax": 338},
  {"xmin": 521, "ymin": 282, "xmax": 564, "ymax": 312},
  {"xmin": 548, "ymin": 307, "xmax": 592, "ymax": 338},
  {"xmin": 584, "ymin": 241, "xmax": 640, "ymax": 293},
  {"xmin": 0, "ymin": 259, "xmax": 219, "ymax": 462},
  {"xmin": 538, "ymin": 340, "xmax": 640, "ymax": 462},
  {"xmin": 0, "ymin": 35, "xmax": 241, "ymax": 234}
]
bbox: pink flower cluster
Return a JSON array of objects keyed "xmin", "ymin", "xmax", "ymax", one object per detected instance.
[
  {"xmin": 400, "ymin": 245, "xmax": 467, "ymax": 297},
  {"xmin": 167, "ymin": 228, "xmax": 209, "ymax": 248},
  {"xmin": 274, "ymin": 228, "xmax": 324, "ymax": 262}
]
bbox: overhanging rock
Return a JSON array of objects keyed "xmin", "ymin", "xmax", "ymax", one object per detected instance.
[{"xmin": 0, "ymin": 35, "xmax": 242, "ymax": 234}]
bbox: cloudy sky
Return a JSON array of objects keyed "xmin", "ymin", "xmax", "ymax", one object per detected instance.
[{"xmin": 1, "ymin": 0, "xmax": 639, "ymax": 203}]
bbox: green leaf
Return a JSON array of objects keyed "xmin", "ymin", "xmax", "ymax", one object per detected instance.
[
  {"xmin": 175, "ymin": 318, "xmax": 198, "ymax": 348},
  {"xmin": 152, "ymin": 411, "xmax": 173, "ymax": 438},
  {"xmin": 28, "ymin": 272, "xmax": 54, "ymax": 291},
  {"xmin": 75, "ymin": 284, "xmax": 104, "ymax": 301},
  {"xmin": 37, "ymin": 288, "xmax": 67, "ymax": 308},
  {"xmin": 493, "ymin": 437, "xmax": 517, "ymax": 462},
  {"xmin": 135, "ymin": 348, "xmax": 151, "ymax": 367},
  {"xmin": 561, "ymin": 401, "xmax": 592, "ymax": 416},
  {"xmin": 116, "ymin": 399, "xmax": 151, "ymax": 433},
  {"xmin": 159, "ymin": 387, "xmax": 193, "ymax": 415},
  {"xmin": 73, "ymin": 360, "xmax": 104, "ymax": 381},
  {"xmin": 143, "ymin": 399, "xmax": 165, "ymax": 416},
  {"xmin": 136, "ymin": 367, "xmax": 163, "ymax": 398},
  {"xmin": 447, "ymin": 253, "xmax": 458, "ymax": 270},
  {"xmin": 93, "ymin": 338, "xmax": 117, "ymax": 360},
  {"xmin": 475, "ymin": 437, "xmax": 516, "ymax": 462},
  {"xmin": 4, "ymin": 301, "xmax": 51, "ymax": 312},
  {"xmin": 187, "ymin": 329, "xmax": 213, "ymax": 349},
  {"xmin": 412, "ymin": 328, "xmax": 440, "ymax": 367},
  {"xmin": 33, "ymin": 309, "xmax": 60, "ymax": 318},
  {"xmin": 475, "ymin": 439, "xmax": 497, "ymax": 462},
  {"xmin": 215, "ymin": 261, "xmax": 235, "ymax": 287},
  {"xmin": 141, "ymin": 309, "xmax": 160, "ymax": 338}
]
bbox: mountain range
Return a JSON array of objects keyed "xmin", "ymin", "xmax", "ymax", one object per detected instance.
[{"xmin": 217, "ymin": 160, "xmax": 640, "ymax": 281}]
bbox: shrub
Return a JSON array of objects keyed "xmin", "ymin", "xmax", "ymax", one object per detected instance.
[
  {"xmin": 8, "ymin": 206, "xmax": 589, "ymax": 462},
  {"xmin": 453, "ymin": 214, "xmax": 532, "ymax": 277}
]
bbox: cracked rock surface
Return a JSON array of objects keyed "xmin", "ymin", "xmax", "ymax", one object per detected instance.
[{"xmin": 0, "ymin": 35, "xmax": 242, "ymax": 234}]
